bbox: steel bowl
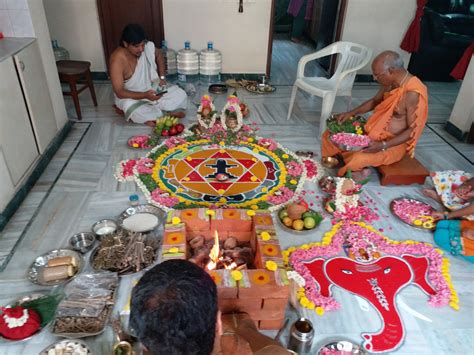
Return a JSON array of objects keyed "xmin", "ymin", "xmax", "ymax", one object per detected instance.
[
  {"xmin": 92, "ymin": 219, "xmax": 118, "ymax": 237},
  {"xmin": 330, "ymin": 133, "xmax": 370, "ymax": 152},
  {"xmin": 318, "ymin": 176, "xmax": 336, "ymax": 194},
  {"xmin": 318, "ymin": 339, "xmax": 368, "ymax": 354},
  {"xmin": 321, "ymin": 156, "xmax": 340, "ymax": 169},
  {"xmin": 69, "ymin": 232, "xmax": 96, "ymax": 253},
  {"xmin": 209, "ymin": 84, "xmax": 227, "ymax": 94}
]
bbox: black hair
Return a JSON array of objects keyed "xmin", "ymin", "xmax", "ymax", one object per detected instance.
[
  {"xmin": 120, "ymin": 24, "xmax": 147, "ymax": 47},
  {"xmin": 130, "ymin": 260, "xmax": 218, "ymax": 355}
]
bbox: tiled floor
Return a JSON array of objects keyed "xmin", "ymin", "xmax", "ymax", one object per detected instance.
[{"xmin": 0, "ymin": 38, "xmax": 472, "ymax": 354}]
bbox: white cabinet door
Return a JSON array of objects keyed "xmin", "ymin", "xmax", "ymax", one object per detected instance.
[
  {"xmin": 0, "ymin": 147, "xmax": 15, "ymax": 211},
  {"xmin": 14, "ymin": 42, "xmax": 58, "ymax": 153},
  {"xmin": 0, "ymin": 57, "xmax": 39, "ymax": 185}
]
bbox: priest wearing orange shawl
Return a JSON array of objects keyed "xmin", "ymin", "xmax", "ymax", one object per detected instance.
[{"xmin": 321, "ymin": 51, "xmax": 428, "ymax": 179}]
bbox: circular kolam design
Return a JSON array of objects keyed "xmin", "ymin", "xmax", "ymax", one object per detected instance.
[{"xmin": 152, "ymin": 141, "xmax": 284, "ymax": 208}]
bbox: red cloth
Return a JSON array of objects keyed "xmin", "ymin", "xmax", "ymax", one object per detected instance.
[
  {"xmin": 400, "ymin": 0, "xmax": 428, "ymax": 53},
  {"xmin": 0, "ymin": 306, "xmax": 41, "ymax": 340},
  {"xmin": 450, "ymin": 43, "xmax": 474, "ymax": 80}
]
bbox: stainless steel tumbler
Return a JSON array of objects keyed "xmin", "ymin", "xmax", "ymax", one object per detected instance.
[{"xmin": 288, "ymin": 318, "xmax": 314, "ymax": 354}]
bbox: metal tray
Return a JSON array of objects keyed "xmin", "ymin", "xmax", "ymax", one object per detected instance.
[
  {"xmin": 208, "ymin": 84, "xmax": 228, "ymax": 94},
  {"xmin": 40, "ymin": 339, "xmax": 92, "ymax": 354},
  {"xmin": 276, "ymin": 208, "xmax": 323, "ymax": 235},
  {"xmin": 0, "ymin": 293, "xmax": 50, "ymax": 342},
  {"xmin": 27, "ymin": 249, "xmax": 84, "ymax": 286},
  {"xmin": 89, "ymin": 235, "xmax": 160, "ymax": 276},
  {"xmin": 245, "ymin": 83, "xmax": 276, "ymax": 94},
  {"xmin": 390, "ymin": 197, "xmax": 436, "ymax": 231},
  {"xmin": 117, "ymin": 204, "xmax": 165, "ymax": 233},
  {"xmin": 51, "ymin": 277, "xmax": 118, "ymax": 339},
  {"xmin": 330, "ymin": 133, "xmax": 369, "ymax": 152},
  {"xmin": 318, "ymin": 340, "xmax": 367, "ymax": 354}
]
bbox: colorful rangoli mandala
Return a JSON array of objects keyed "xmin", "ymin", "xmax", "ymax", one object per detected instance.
[
  {"xmin": 115, "ymin": 132, "xmax": 322, "ymax": 211},
  {"xmin": 156, "ymin": 142, "xmax": 282, "ymax": 206}
]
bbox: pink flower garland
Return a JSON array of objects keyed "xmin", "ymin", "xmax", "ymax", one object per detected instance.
[
  {"xmin": 128, "ymin": 135, "xmax": 152, "ymax": 149},
  {"xmin": 120, "ymin": 159, "xmax": 137, "ymax": 179},
  {"xmin": 151, "ymin": 188, "xmax": 180, "ymax": 207},
  {"xmin": 136, "ymin": 158, "xmax": 155, "ymax": 175},
  {"xmin": 257, "ymin": 138, "xmax": 277, "ymax": 151},
  {"xmin": 331, "ymin": 133, "xmax": 371, "ymax": 147},
  {"xmin": 286, "ymin": 161, "xmax": 304, "ymax": 177},
  {"xmin": 288, "ymin": 222, "xmax": 454, "ymax": 311},
  {"xmin": 302, "ymin": 159, "xmax": 318, "ymax": 180},
  {"xmin": 332, "ymin": 204, "xmax": 379, "ymax": 224},
  {"xmin": 267, "ymin": 187, "xmax": 294, "ymax": 205},
  {"xmin": 164, "ymin": 136, "xmax": 187, "ymax": 149}
]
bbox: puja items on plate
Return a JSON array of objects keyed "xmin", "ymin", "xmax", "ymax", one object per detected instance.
[
  {"xmin": 91, "ymin": 229, "xmax": 159, "ymax": 274},
  {"xmin": 278, "ymin": 202, "xmax": 323, "ymax": 232},
  {"xmin": 127, "ymin": 135, "xmax": 156, "ymax": 149},
  {"xmin": 43, "ymin": 256, "xmax": 78, "ymax": 282},
  {"xmin": 41, "ymin": 340, "xmax": 91, "ymax": 355},
  {"xmin": 327, "ymin": 114, "xmax": 367, "ymax": 134},
  {"xmin": 52, "ymin": 273, "xmax": 118, "ymax": 336},
  {"xmin": 391, "ymin": 198, "xmax": 435, "ymax": 229},
  {"xmin": 330, "ymin": 133, "xmax": 371, "ymax": 151}
]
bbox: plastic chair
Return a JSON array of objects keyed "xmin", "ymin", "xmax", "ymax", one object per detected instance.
[{"xmin": 287, "ymin": 41, "xmax": 372, "ymax": 135}]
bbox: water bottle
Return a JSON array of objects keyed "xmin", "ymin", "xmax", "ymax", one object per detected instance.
[
  {"xmin": 129, "ymin": 194, "xmax": 139, "ymax": 207},
  {"xmin": 199, "ymin": 41, "xmax": 222, "ymax": 85},
  {"xmin": 177, "ymin": 41, "xmax": 199, "ymax": 85},
  {"xmin": 288, "ymin": 318, "xmax": 314, "ymax": 354},
  {"xmin": 161, "ymin": 40, "xmax": 177, "ymax": 80}
]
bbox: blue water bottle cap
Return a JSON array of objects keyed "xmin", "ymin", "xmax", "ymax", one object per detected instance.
[
  {"xmin": 184, "ymin": 41, "xmax": 190, "ymax": 50},
  {"xmin": 207, "ymin": 41, "xmax": 213, "ymax": 50},
  {"xmin": 129, "ymin": 194, "xmax": 139, "ymax": 202},
  {"xmin": 161, "ymin": 40, "xmax": 167, "ymax": 49}
]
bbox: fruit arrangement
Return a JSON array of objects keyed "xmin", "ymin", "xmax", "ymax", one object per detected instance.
[
  {"xmin": 154, "ymin": 116, "xmax": 185, "ymax": 137},
  {"xmin": 278, "ymin": 202, "xmax": 323, "ymax": 233}
]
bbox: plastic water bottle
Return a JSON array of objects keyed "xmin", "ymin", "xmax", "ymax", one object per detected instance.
[
  {"xmin": 177, "ymin": 41, "xmax": 199, "ymax": 85},
  {"xmin": 199, "ymin": 41, "xmax": 222, "ymax": 85},
  {"xmin": 161, "ymin": 40, "xmax": 177, "ymax": 80}
]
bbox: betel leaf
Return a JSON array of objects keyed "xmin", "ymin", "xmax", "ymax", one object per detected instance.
[{"xmin": 18, "ymin": 293, "xmax": 63, "ymax": 327}]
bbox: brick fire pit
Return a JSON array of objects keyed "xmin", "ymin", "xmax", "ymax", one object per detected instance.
[{"xmin": 161, "ymin": 208, "xmax": 289, "ymax": 330}]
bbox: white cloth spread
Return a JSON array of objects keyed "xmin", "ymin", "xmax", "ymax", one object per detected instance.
[{"xmin": 114, "ymin": 42, "xmax": 187, "ymax": 124}]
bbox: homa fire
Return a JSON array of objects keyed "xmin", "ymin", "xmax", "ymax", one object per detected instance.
[{"xmin": 160, "ymin": 208, "xmax": 290, "ymax": 330}]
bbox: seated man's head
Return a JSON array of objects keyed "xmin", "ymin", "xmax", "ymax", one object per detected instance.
[
  {"xmin": 120, "ymin": 24, "xmax": 147, "ymax": 57},
  {"xmin": 372, "ymin": 50, "xmax": 405, "ymax": 86},
  {"xmin": 130, "ymin": 260, "xmax": 219, "ymax": 355}
]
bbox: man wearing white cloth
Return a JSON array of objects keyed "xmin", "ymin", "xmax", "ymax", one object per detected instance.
[{"xmin": 110, "ymin": 24, "xmax": 187, "ymax": 126}]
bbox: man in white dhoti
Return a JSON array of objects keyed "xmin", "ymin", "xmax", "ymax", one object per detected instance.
[{"xmin": 110, "ymin": 24, "xmax": 187, "ymax": 126}]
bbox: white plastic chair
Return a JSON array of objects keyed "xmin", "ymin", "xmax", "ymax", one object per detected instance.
[{"xmin": 287, "ymin": 41, "xmax": 372, "ymax": 135}]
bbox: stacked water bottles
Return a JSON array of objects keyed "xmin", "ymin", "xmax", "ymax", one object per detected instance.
[
  {"xmin": 199, "ymin": 41, "xmax": 222, "ymax": 84},
  {"xmin": 160, "ymin": 40, "xmax": 177, "ymax": 80},
  {"xmin": 177, "ymin": 41, "xmax": 199, "ymax": 85}
]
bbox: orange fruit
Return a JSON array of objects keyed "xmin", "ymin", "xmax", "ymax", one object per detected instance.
[
  {"xmin": 292, "ymin": 219, "xmax": 304, "ymax": 231},
  {"xmin": 282, "ymin": 217, "xmax": 293, "ymax": 227}
]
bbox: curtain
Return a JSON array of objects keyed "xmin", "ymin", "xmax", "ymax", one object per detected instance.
[
  {"xmin": 400, "ymin": 0, "xmax": 428, "ymax": 53},
  {"xmin": 450, "ymin": 43, "xmax": 474, "ymax": 80}
]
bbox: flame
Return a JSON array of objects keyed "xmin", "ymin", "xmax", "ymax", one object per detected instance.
[
  {"xmin": 225, "ymin": 262, "xmax": 237, "ymax": 270},
  {"xmin": 207, "ymin": 230, "xmax": 220, "ymax": 270}
]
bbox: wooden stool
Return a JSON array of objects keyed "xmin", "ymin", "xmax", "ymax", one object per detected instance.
[
  {"xmin": 377, "ymin": 155, "xmax": 430, "ymax": 186},
  {"xmin": 57, "ymin": 60, "xmax": 97, "ymax": 120}
]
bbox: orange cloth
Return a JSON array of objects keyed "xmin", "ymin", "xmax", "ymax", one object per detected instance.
[{"xmin": 322, "ymin": 76, "xmax": 428, "ymax": 176}]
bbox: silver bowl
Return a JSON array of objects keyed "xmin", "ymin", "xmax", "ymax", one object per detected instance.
[
  {"xmin": 69, "ymin": 232, "xmax": 96, "ymax": 253},
  {"xmin": 330, "ymin": 133, "xmax": 370, "ymax": 152},
  {"xmin": 91, "ymin": 219, "xmax": 118, "ymax": 237},
  {"xmin": 318, "ymin": 339, "xmax": 368, "ymax": 354}
]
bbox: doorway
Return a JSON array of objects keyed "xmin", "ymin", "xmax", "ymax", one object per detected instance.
[
  {"xmin": 269, "ymin": 0, "xmax": 343, "ymax": 84},
  {"xmin": 97, "ymin": 0, "xmax": 165, "ymax": 71}
]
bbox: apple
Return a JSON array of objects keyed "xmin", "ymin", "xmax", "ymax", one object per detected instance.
[
  {"xmin": 175, "ymin": 123, "xmax": 185, "ymax": 133},
  {"xmin": 169, "ymin": 126, "xmax": 178, "ymax": 136},
  {"xmin": 161, "ymin": 129, "xmax": 170, "ymax": 136}
]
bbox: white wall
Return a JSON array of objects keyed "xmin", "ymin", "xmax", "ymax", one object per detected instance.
[
  {"xmin": 28, "ymin": 0, "xmax": 67, "ymax": 130},
  {"xmin": 163, "ymin": 0, "xmax": 271, "ymax": 73},
  {"xmin": 449, "ymin": 56, "xmax": 474, "ymax": 134},
  {"xmin": 0, "ymin": 0, "xmax": 34, "ymax": 37},
  {"xmin": 340, "ymin": 0, "xmax": 416, "ymax": 74},
  {"xmin": 43, "ymin": 0, "xmax": 106, "ymax": 72}
]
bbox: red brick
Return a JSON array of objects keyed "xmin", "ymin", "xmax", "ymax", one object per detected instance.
[
  {"xmin": 262, "ymin": 298, "xmax": 289, "ymax": 312},
  {"xmin": 218, "ymin": 297, "xmax": 262, "ymax": 314},
  {"xmin": 258, "ymin": 318, "xmax": 285, "ymax": 330}
]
